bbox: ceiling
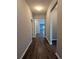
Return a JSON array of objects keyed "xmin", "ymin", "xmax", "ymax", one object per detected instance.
[{"xmin": 26, "ymin": 0, "xmax": 52, "ymax": 15}]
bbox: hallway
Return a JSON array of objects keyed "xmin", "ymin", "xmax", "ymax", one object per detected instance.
[
  {"xmin": 17, "ymin": 0, "xmax": 62, "ymax": 59},
  {"xmin": 23, "ymin": 34, "xmax": 57, "ymax": 59}
]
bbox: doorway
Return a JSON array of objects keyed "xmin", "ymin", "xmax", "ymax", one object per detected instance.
[
  {"xmin": 32, "ymin": 16, "xmax": 45, "ymax": 37},
  {"xmin": 39, "ymin": 18, "xmax": 45, "ymax": 37}
]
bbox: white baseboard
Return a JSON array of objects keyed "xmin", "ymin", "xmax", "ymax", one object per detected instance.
[
  {"xmin": 55, "ymin": 52, "xmax": 61, "ymax": 59},
  {"xmin": 20, "ymin": 40, "xmax": 32, "ymax": 59},
  {"xmin": 45, "ymin": 36, "xmax": 61, "ymax": 59}
]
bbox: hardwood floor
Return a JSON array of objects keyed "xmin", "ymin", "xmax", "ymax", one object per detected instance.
[{"xmin": 23, "ymin": 36, "xmax": 58, "ymax": 59}]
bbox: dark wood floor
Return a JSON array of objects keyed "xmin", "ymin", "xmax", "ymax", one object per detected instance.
[{"xmin": 23, "ymin": 36, "xmax": 57, "ymax": 59}]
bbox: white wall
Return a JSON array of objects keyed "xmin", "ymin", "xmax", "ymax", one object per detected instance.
[
  {"xmin": 57, "ymin": 0, "xmax": 62, "ymax": 58},
  {"xmin": 35, "ymin": 19, "xmax": 40, "ymax": 35},
  {"xmin": 46, "ymin": 0, "xmax": 57, "ymax": 43},
  {"xmin": 46, "ymin": 0, "xmax": 62, "ymax": 57},
  {"xmin": 32, "ymin": 19, "xmax": 35, "ymax": 37},
  {"xmin": 17, "ymin": 0, "xmax": 32, "ymax": 59},
  {"xmin": 52, "ymin": 5, "xmax": 58, "ymax": 39}
]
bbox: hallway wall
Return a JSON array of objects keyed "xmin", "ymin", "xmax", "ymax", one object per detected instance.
[
  {"xmin": 57, "ymin": 0, "xmax": 62, "ymax": 58},
  {"xmin": 46, "ymin": 0, "xmax": 62, "ymax": 58},
  {"xmin": 17, "ymin": 0, "xmax": 32, "ymax": 59},
  {"xmin": 51, "ymin": 6, "xmax": 57, "ymax": 39},
  {"xmin": 35, "ymin": 19, "xmax": 40, "ymax": 34},
  {"xmin": 46, "ymin": 0, "xmax": 57, "ymax": 43}
]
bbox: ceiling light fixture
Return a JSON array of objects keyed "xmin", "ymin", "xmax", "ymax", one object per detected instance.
[{"xmin": 34, "ymin": 6, "xmax": 43, "ymax": 11}]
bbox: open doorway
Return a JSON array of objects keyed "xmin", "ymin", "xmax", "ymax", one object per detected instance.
[
  {"xmin": 32, "ymin": 16, "xmax": 45, "ymax": 37},
  {"xmin": 39, "ymin": 17, "xmax": 45, "ymax": 37}
]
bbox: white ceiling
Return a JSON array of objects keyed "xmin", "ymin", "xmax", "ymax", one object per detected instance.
[{"xmin": 26, "ymin": 0, "xmax": 52, "ymax": 15}]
